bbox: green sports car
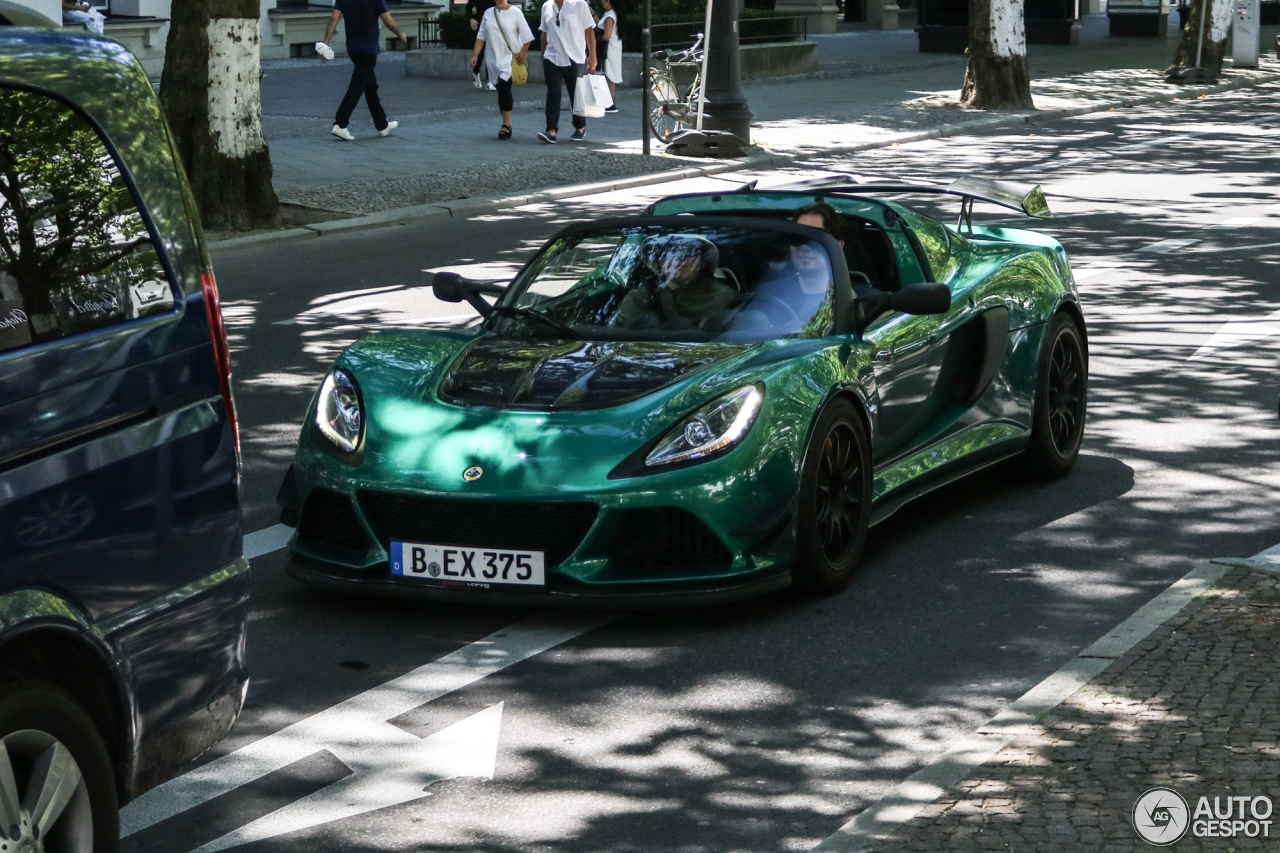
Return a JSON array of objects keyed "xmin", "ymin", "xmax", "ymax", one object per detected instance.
[{"xmin": 277, "ymin": 177, "xmax": 1087, "ymax": 606}]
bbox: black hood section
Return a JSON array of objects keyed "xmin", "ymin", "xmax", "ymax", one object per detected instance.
[{"xmin": 437, "ymin": 337, "xmax": 754, "ymax": 410}]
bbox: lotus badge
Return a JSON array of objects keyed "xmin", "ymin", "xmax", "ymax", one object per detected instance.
[{"xmin": 463, "ymin": 466, "xmax": 484, "ymax": 482}]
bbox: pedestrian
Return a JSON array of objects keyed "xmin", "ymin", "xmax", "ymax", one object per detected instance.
[
  {"xmin": 466, "ymin": 0, "xmax": 497, "ymax": 88},
  {"xmin": 470, "ymin": 0, "xmax": 534, "ymax": 139},
  {"xmin": 320, "ymin": 0, "xmax": 409, "ymax": 141},
  {"xmin": 537, "ymin": 0, "xmax": 596, "ymax": 143},
  {"xmin": 596, "ymin": 0, "xmax": 621, "ymax": 112}
]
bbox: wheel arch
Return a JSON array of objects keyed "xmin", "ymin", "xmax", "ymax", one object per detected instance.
[
  {"xmin": 808, "ymin": 383, "xmax": 873, "ymax": 453},
  {"xmin": 0, "ymin": 600, "xmax": 132, "ymax": 803}
]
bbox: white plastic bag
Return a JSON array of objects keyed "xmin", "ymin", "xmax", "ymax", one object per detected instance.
[
  {"xmin": 573, "ymin": 75, "xmax": 606, "ymax": 118},
  {"xmin": 85, "ymin": 8, "xmax": 105, "ymax": 35},
  {"xmin": 587, "ymin": 74, "xmax": 613, "ymax": 109},
  {"xmin": 315, "ymin": 41, "xmax": 335, "ymax": 61}
]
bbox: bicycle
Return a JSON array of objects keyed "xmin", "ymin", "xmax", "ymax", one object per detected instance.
[{"xmin": 648, "ymin": 32, "xmax": 705, "ymax": 143}]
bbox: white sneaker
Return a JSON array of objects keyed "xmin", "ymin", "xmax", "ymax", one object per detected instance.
[
  {"xmin": 378, "ymin": 120, "xmax": 399, "ymax": 137},
  {"xmin": 331, "ymin": 124, "xmax": 355, "ymax": 141},
  {"xmin": 486, "ymin": 81, "xmax": 497, "ymax": 91},
  {"xmin": 473, "ymin": 73, "xmax": 483, "ymax": 89}
]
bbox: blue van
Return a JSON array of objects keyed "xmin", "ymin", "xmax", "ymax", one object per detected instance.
[{"xmin": 0, "ymin": 24, "xmax": 249, "ymax": 852}]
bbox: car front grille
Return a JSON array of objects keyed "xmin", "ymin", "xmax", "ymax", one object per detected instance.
[
  {"xmin": 297, "ymin": 489, "xmax": 373, "ymax": 555},
  {"xmin": 357, "ymin": 492, "xmax": 599, "ymax": 568},
  {"xmin": 609, "ymin": 507, "xmax": 733, "ymax": 571}
]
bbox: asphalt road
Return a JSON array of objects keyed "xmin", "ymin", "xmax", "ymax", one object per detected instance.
[{"xmin": 121, "ymin": 83, "xmax": 1280, "ymax": 853}]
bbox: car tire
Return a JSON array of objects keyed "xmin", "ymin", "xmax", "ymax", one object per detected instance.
[
  {"xmin": 792, "ymin": 399, "xmax": 872, "ymax": 594},
  {"xmin": 1025, "ymin": 312, "xmax": 1088, "ymax": 478},
  {"xmin": 0, "ymin": 681, "xmax": 119, "ymax": 853}
]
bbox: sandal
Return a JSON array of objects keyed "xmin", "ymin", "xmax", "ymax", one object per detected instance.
[{"xmin": 498, "ymin": 124, "xmax": 512, "ymax": 140}]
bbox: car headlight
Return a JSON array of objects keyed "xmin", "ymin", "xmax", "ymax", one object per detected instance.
[
  {"xmin": 316, "ymin": 368, "xmax": 363, "ymax": 452},
  {"xmin": 645, "ymin": 384, "xmax": 763, "ymax": 467}
]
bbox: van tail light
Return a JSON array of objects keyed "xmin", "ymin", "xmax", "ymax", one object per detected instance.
[{"xmin": 200, "ymin": 271, "xmax": 240, "ymax": 461}]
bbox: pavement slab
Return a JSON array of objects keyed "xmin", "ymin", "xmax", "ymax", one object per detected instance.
[
  {"xmin": 232, "ymin": 14, "xmax": 1280, "ymax": 241},
  {"xmin": 863, "ymin": 566, "xmax": 1280, "ymax": 852}
]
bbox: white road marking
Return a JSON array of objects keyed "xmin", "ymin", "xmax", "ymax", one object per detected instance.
[
  {"xmin": 1188, "ymin": 306, "xmax": 1280, "ymax": 360},
  {"xmin": 1071, "ymin": 262, "xmax": 1128, "ymax": 281},
  {"xmin": 243, "ymin": 524, "xmax": 292, "ymax": 559},
  {"xmin": 120, "ymin": 611, "xmax": 615, "ymax": 840},
  {"xmin": 194, "ymin": 703, "xmax": 505, "ymax": 852},
  {"xmin": 1207, "ymin": 217, "xmax": 1263, "ymax": 229},
  {"xmin": 1135, "ymin": 238, "xmax": 1199, "ymax": 253},
  {"xmin": 1189, "ymin": 240, "xmax": 1280, "ymax": 254}
]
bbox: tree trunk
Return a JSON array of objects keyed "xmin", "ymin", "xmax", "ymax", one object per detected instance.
[
  {"xmin": 1171, "ymin": 0, "xmax": 1232, "ymax": 72},
  {"xmin": 960, "ymin": 0, "xmax": 1034, "ymax": 110},
  {"xmin": 160, "ymin": 0, "xmax": 280, "ymax": 232}
]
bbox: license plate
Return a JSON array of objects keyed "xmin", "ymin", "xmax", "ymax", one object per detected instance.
[{"xmin": 390, "ymin": 542, "xmax": 545, "ymax": 589}]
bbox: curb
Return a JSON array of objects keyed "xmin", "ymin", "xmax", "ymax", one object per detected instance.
[
  {"xmin": 210, "ymin": 69, "xmax": 1280, "ymax": 254},
  {"xmin": 809, "ymin": 559, "xmax": 1239, "ymax": 853}
]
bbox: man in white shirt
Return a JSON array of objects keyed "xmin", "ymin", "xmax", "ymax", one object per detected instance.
[{"xmin": 538, "ymin": 0, "xmax": 596, "ymax": 143}]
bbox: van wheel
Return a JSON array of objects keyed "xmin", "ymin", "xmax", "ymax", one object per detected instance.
[
  {"xmin": 0, "ymin": 682, "xmax": 118, "ymax": 853},
  {"xmin": 1025, "ymin": 313, "xmax": 1088, "ymax": 477},
  {"xmin": 793, "ymin": 399, "xmax": 872, "ymax": 593}
]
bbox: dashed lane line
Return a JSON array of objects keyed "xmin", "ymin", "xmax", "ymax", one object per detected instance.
[
  {"xmin": 1135, "ymin": 238, "xmax": 1200, "ymax": 253},
  {"xmin": 244, "ymin": 523, "xmax": 292, "ymax": 559}
]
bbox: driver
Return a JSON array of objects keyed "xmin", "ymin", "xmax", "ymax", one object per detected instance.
[{"xmin": 612, "ymin": 234, "xmax": 739, "ymax": 329}]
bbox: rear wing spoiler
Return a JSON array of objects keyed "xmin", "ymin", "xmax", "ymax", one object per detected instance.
[{"xmin": 818, "ymin": 176, "xmax": 1052, "ymax": 221}]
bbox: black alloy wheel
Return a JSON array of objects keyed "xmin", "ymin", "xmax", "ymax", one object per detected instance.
[
  {"xmin": 1025, "ymin": 312, "xmax": 1088, "ymax": 477},
  {"xmin": 0, "ymin": 682, "xmax": 119, "ymax": 853},
  {"xmin": 793, "ymin": 399, "xmax": 871, "ymax": 593}
]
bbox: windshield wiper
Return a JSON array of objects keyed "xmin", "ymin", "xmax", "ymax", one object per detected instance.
[{"xmin": 490, "ymin": 305, "xmax": 583, "ymax": 340}]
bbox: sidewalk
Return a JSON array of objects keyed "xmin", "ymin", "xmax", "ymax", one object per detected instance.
[
  {"xmin": 855, "ymin": 562, "xmax": 1280, "ymax": 851},
  {"xmin": 254, "ymin": 14, "xmax": 1280, "ymax": 221}
]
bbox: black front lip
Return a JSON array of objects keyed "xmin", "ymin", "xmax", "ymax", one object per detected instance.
[{"xmin": 286, "ymin": 552, "xmax": 791, "ymax": 610}]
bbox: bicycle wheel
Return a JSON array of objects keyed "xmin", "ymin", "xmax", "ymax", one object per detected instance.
[{"xmin": 648, "ymin": 72, "xmax": 684, "ymax": 143}]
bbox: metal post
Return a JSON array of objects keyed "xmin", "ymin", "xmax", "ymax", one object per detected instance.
[
  {"xmin": 1194, "ymin": 0, "xmax": 1207, "ymax": 68},
  {"xmin": 642, "ymin": 0, "xmax": 651, "ymax": 155},
  {"xmin": 695, "ymin": 0, "xmax": 713, "ymax": 131}
]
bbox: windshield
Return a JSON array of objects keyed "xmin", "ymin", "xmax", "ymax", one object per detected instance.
[{"xmin": 496, "ymin": 225, "xmax": 837, "ymax": 342}]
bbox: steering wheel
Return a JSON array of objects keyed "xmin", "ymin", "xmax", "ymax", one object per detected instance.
[{"xmin": 746, "ymin": 293, "xmax": 802, "ymax": 325}]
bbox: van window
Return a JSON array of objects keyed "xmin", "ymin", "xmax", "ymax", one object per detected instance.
[{"xmin": 0, "ymin": 87, "xmax": 175, "ymax": 356}]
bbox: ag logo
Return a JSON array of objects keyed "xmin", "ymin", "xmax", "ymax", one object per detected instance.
[
  {"xmin": 1133, "ymin": 787, "xmax": 1190, "ymax": 845},
  {"xmin": 463, "ymin": 466, "xmax": 483, "ymax": 482}
]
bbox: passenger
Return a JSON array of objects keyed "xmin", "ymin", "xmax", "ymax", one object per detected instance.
[{"xmin": 613, "ymin": 234, "xmax": 738, "ymax": 329}]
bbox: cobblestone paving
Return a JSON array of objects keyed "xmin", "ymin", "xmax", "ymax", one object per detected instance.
[
  {"xmin": 869, "ymin": 567, "xmax": 1280, "ymax": 852},
  {"xmin": 279, "ymin": 150, "xmax": 689, "ymax": 214}
]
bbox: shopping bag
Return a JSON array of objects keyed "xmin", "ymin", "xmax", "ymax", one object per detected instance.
[
  {"xmin": 85, "ymin": 8, "xmax": 105, "ymax": 35},
  {"xmin": 573, "ymin": 75, "xmax": 606, "ymax": 118},
  {"xmin": 587, "ymin": 74, "xmax": 613, "ymax": 109}
]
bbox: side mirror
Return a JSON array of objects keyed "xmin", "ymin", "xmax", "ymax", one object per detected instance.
[
  {"xmin": 432, "ymin": 271, "xmax": 464, "ymax": 303},
  {"xmin": 890, "ymin": 282, "xmax": 951, "ymax": 315}
]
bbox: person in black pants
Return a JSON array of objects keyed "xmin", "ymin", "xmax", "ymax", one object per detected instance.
[
  {"xmin": 321, "ymin": 0, "xmax": 409, "ymax": 140},
  {"xmin": 537, "ymin": 0, "xmax": 596, "ymax": 143}
]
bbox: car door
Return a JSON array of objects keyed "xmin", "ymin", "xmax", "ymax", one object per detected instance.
[
  {"xmin": 863, "ymin": 219, "xmax": 971, "ymax": 460},
  {"xmin": 0, "ymin": 85, "xmax": 240, "ymax": 622}
]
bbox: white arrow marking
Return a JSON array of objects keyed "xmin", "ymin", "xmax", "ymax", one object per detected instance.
[
  {"xmin": 120, "ymin": 612, "xmax": 613, "ymax": 839},
  {"xmin": 192, "ymin": 703, "xmax": 505, "ymax": 852},
  {"xmin": 1189, "ymin": 306, "xmax": 1280, "ymax": 360}
]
